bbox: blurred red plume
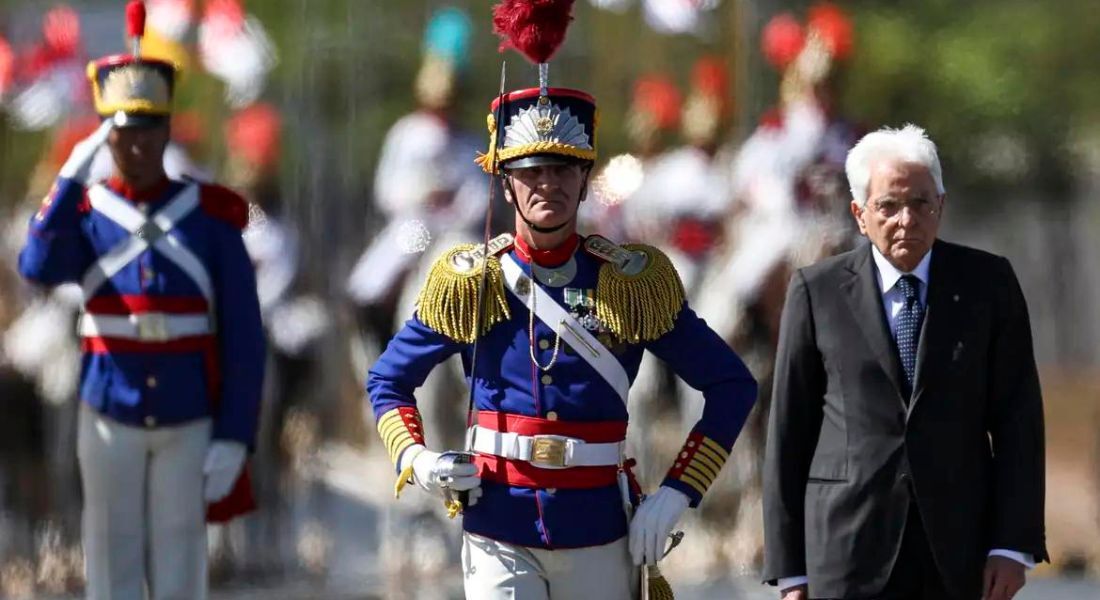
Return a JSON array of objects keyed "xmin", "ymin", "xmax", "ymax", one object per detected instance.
[
  {"xmin": 692, "ymin": 56, "xmax": 728, "ymax": 100},
  {"xmin": 761, "ymin": 13, "xmax": 804, "ymax": 69},
  {"xmin": 633, "ymin": 74, "xmax": 681, "ymax": 130},
  {"xmin": 226, "ymin": 103, "xmax": 282, "ymax": 171},
  {"xmin": 807, "ymin": 2, "xmax": 854, "ymax": 61},
  {"xmin": 126, "ymin": 0, "xmax": 147, "ymax": 39},
  {"xmin": 0, "ymin": 38, "xmax": 12, "ymax": 92},
  {"xmin": 204, "ymin": 0, "xmax": 245, "ymax": 26},
  {"xmin": 491, "ymin": 0, "xmax": 576, "ymax": 64},
  {"xmin": 43, "ymin": 6, "xmax": 81, "ymax": 58}
]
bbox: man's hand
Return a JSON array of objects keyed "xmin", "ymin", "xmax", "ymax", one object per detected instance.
[
  {"xmin": 407, "ymin": 447, "xmax": 482, "ymax": 505},
  {"xmin": 59, "ymin": 117, "xmax": 114, "ymax": 184},
  {"xmin": 983, "ymin": 555, "xmax": 1026, "ymax": 600},
  {"xmin": 780, "ymin": 584, "xmax": 808, "ymax": 600},
  {"xmin": 203, "ymin": 440, "xmax": 247, "ymax": 502},
  {"xmin": 629, "ymin": 486, "xmax": 690, "ymax": 565}
]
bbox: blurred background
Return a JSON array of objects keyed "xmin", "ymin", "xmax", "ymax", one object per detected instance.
[{"xmin": 1, "ymin": 0, "xmax": 1099, "ymax": 598}]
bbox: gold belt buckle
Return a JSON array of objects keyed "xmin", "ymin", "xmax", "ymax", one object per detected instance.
[
  {"xmin": 136, "ymin": 313, "xmax": 169, "ymax": 342},
  {"xmin": 530, "ymin": 435, "xmax": 569, "ymax": 468}
]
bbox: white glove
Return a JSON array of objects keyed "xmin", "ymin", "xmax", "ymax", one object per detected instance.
[
  {"xmin": 59, "ymin": 117, "xmax": 115, "ymax": 184},
  {"xmin": 402, "ymin": 445, "xmax": 482, "ymax": 506},
  {"xmin": 629, "ymin": 486, "xmax": 691, "ymax": 565},
  {"xmin": 203, "ymin": 440, "xmax": 247, "ymax": 502}
]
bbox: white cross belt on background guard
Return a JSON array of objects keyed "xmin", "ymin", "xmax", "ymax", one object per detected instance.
[{"xmin": 78, "ymin": 183, "xmax": 215, "ymax": 340}]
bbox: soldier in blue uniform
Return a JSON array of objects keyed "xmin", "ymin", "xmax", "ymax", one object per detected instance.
[
  {"xmin": 16, "ymin": 4, "xmax": 265, "ymax": 599},
  {"xmin": 368, "ymin": 79, "xmax": 758, "ymax": 597}
]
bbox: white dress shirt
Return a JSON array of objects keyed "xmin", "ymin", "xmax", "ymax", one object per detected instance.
[{"xmin": 776, "ymin": 245, "xmax": 1033, "ymax": 594}]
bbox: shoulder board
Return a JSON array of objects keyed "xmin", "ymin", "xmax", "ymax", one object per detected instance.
[
  {"xmin": 584, "ymin": 235, "xmax": 650, "ymax": 275},
  {"xmin": 446, "ymin": 233, "xmax": 515, "ymax": 274},
  {"xmin": 416, "ymin": 233, "xmax": 514, "ymax": 343},
  {"xmin": 594, "ymin": 242, "xmax": 685, "ymax": 343},
  {"xmin": 199, "ymin": 183, "xmax": 249, "ymax": 230}
]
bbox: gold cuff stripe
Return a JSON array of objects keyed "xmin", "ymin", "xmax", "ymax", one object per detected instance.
[
  {"xmin": 693, "ymin": 447, "xmax": 725, "ymax": 474},
  {"xmin": 380, "ymin": 424, "xmax": 412, "ymax": 455},
  {"xmin": 688, "ymin": 457, "xmax": 720, "ymax": 482},
  {"xmin": 684, "ymin": 465, "xmax": 716, "ymax": 488},
  {"xmin": 701, "ymin": 437, "xmax": 730, "ymax": 462},
  {"xmin": 387, "ymin": 437, "xmax": 416, "ymax": 464},
  {"xmin": 384, "ymin": 429, "xmax": 413, "ymax": 455},
  {"xmin": 378, "ymin": 417, "xmax": 407, "ymax": 441},
  {"xmin": 377, "ymin": 408, "xmax": 421, "ymax": 464},
  {"xmin": 376, "ymin": 409, "xmax": 406, "ymax": 431},
  {"xmin": 678, "ymin": 472, "xmax": 709, "ymax": 496}
]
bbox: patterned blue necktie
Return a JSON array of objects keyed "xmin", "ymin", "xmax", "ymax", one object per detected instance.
[{"xmin": 895, "ymin": 275, "xmax": 924, "ymax": 395}]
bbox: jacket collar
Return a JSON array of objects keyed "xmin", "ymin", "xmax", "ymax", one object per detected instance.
[
  {"xmin": 105, "ymin": 176, "xmax": 172, "ymax": 203},
  {"xmin": 513, "ymin": 233, "xmax": 580, "ymax": 267}
]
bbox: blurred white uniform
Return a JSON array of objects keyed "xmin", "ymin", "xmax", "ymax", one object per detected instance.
[
  {"xmin": 347, "ymin": 111, "xmax": 485, "ymax": 451},
  {"xmin": 347, "ymin": 111, "xmax": 485, "ymax": 316}
]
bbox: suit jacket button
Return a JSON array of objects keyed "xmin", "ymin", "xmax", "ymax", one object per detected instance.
[
  {"xmin": 546, "ymin": 411, "xmax": 558, "ymax": 421},
  {"xmin": 898, "ymin": 472, "xmax": 910, "ymax": 483},
  {"xmin": 538, "ymin": 339, "xmax": 550, "ymax": 350},
  {"xmin": 541, "ymin": 374, "xmax": 553, "ymax": 385},
  {"xmin": 144, "ymin": 416, "xmax": 157, "ymax": 427},
  {"xmin": 146, "ymin": 375, "xmax": 158, "ymax": 389}
]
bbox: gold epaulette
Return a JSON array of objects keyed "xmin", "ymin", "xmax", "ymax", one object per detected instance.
[
  {"xmin": 584, "ymin": 235, "xmax": 685, "ymax": 343},
  {"xmin": 415, "ymin": 233, "xmax": 515, "ymax": 343}
]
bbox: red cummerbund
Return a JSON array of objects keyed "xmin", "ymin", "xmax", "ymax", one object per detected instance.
[{"xmin": 473, "ymin": 411, "xmax": 627, "ymax": 490}]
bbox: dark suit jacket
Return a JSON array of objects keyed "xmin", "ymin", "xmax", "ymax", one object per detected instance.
[{"xmin": 762, "ymin": 240, "xmax": 1047, "ymax": 599}]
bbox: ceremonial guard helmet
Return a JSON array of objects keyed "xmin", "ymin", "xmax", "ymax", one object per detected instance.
[
  {"xmin": 87, "ymin": 1, "xmax": 177, "ymax": 128},
  {"xmin": 477, "ymin": 1, "xmax": 597, "ymax": 173}
]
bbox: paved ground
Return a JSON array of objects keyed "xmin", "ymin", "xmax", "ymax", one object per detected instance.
[
  {"xmin": 197, "ymin": 444, "xmax": 1100, "ymax": 600},
  {"xmin": 38, "ymin": 442, "xmax": 1100, "ymax": 599},
  {"xmin": 204, "ymin": 575, "xmax": 1100, "ymax": 599}
]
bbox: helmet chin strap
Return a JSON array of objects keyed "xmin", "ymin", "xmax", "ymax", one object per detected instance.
[{"xmin": 505, "ymin": 170, "xmax": 590, "ymax": 236}]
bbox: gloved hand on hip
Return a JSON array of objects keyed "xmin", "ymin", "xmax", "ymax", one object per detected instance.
[
  {"xmin": 59, "ymin": 117, "xmax": 115, "ymax": 184},
  {"xmin": 401, "ymin": 445, "xmax": 482, "ymax": 506},
  {"xmin": 203, "ymin": 440, "xmax": 247, "ymax": 502},
  {"xmin": 629, "ymin": 485, "xmax": 690, "ymax": 565}
]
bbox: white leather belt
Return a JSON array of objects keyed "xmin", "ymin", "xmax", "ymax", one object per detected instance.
[
  {"xmin": 467, "ymin": 425, "xmax": 624, "ymax": 470},
  {"xmin": 79, "ymin": 312, "xmax": 213, "ymax": 342}
]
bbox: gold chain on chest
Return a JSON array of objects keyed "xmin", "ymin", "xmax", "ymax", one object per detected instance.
[{"xmin": 527, "ymin": 282, "xmax": 564, "ymax": 372}]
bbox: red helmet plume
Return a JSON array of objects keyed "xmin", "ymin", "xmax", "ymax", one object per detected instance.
[
  {"xmin": 807, "ymin": 2, "xmax": 853, "ymax": 61},
  {"xmin": 491, "ymin": 0, "xmax": 576, "ymax": 64},
  {"xmin": 126, "ymin": 1, "xmax": 147, "ymax": 39}
]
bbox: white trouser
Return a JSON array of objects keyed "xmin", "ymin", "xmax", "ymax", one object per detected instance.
[
  {"xmin": 461, "ymin": 532, "xmax": 638, "ymax": 600},
  {"xmin": 77, "ymin": 403, "xmax": 211, "ymax": 600}
]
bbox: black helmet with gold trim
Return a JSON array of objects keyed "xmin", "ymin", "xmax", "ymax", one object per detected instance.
[
  {"xmin": 479, "ymin": 87, "xmax": 597, "ymax": 173},
  {"xmin": 86, "ymin": 1, "xmax": 177, "ymax": 128}
]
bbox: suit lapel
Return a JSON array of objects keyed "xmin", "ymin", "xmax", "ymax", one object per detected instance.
[
  {"xmin": 910, "ymin": 241, "xmax": 957, "ymax": 414},
  {"xmin": 842, "ymin": 244, "xmax": 906, "ymax": 404}
]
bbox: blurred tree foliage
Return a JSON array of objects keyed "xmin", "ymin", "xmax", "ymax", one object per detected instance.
[{"xmin": 842, "ymin": 0, "xmax": 1100, "ymax": 200}]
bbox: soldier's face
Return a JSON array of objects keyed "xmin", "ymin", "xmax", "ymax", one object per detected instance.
[
  {"xmin": 505, "ymin": 163, "xmax": 589, "ymax": 229},
  {"xmin": 108, "ymin": 122, "xmax": 170, "ymax": 185}
]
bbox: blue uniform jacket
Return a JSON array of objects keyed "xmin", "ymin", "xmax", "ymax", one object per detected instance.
[
  {"xmin": 18, "ymin": 175, "xmax": 266, "ymax": 447},
  {"xmin": 368, "ymin": 235, "xmax": 757, "ymax": 549}
]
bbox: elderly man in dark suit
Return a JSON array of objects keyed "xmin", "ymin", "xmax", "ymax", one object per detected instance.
[{"xmin": 762, "ymin": 124, "xmax": 1046, "ymax": 600}]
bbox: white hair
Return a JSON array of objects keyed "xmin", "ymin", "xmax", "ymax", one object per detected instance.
[{"xmin": 845, "ymin": 124, "xmax": 945, "ymax": 206}]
